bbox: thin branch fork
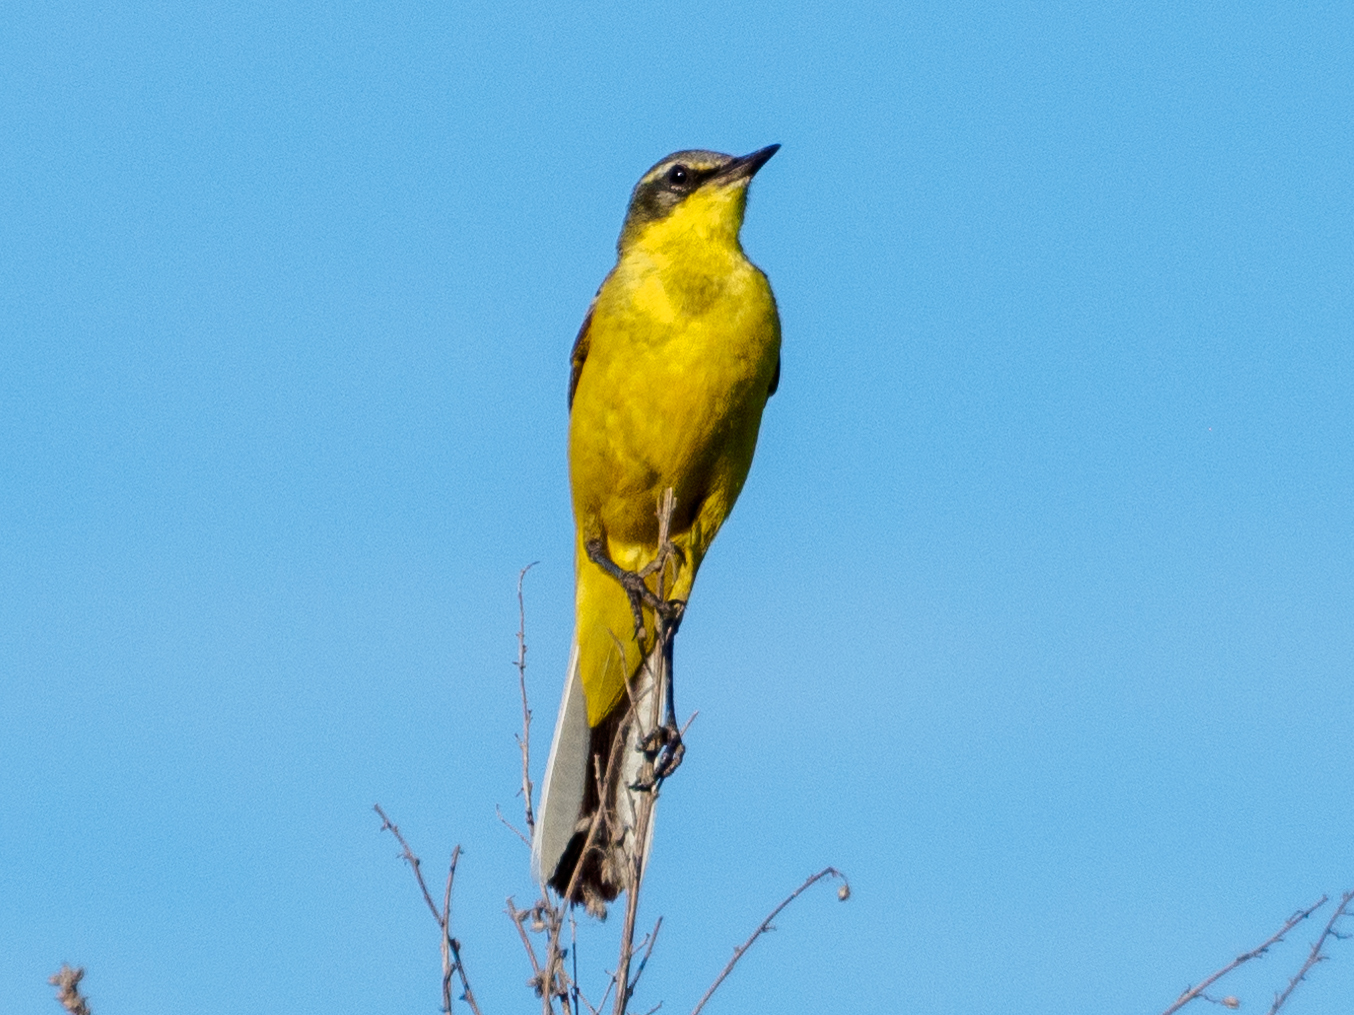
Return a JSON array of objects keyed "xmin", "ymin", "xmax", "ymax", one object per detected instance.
[
  {"xmin": 1160, "ymin": 896, "xmax": 1328, "ymax": 1015},
  {"xmin": 374, "ymin": 804, "xmax": 485, "ymax": 1015},
  {"xmin": 1266, "ymin": 889, "xmax": 1354, "ymax": 1015},
  {"xmin": 689, "ymin": 866, "xmax": 851, "ymax": 1015}
]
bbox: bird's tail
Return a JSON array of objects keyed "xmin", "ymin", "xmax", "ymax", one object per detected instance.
[{"xmin": 532, "ymin": 633, "xmax": 665, "ymax": 918}]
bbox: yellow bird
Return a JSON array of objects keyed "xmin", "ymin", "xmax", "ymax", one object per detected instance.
[{"xmin": 533, "ymin": 145, "xmax": 782, "ymax": 912}]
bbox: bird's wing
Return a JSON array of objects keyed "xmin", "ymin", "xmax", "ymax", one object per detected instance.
[
  {"xmin": 768, "ymin": 353, "xmax": 780, "ymax": 396},
  {"xmin": 569, "ymin": 271, "xmax": 621, "ymax": 411},
  {"xmin": 567, "ymin": 307, "xmax": 592, "ymax": 411}
]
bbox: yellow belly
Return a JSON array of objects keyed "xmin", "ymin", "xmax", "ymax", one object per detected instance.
[{"xmin": 567, "ymin": 248, "xmax": 780, "ymax": 724}]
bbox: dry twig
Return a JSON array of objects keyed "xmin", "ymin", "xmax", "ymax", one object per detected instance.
[
  {"xmin": 689, "ymin": 866, "xmax": 851, "ymax": 1015},
  {"xmin": 374, "ymin": 804, "xmax": 484, "ymax": 1015},
  {"xmin": 1266, "ymin": 889, "xmax": 1354, "ymax": 1014},
  {"xmin": 49, "ymin": 965, "xmax": 91, "ymax": 1015},
  {"xmin": 1160, "ymin": 896, "xmax": 1328, "ymax": 1015},
  {"xmin": 627, "ymin": 917, "xmax": 664, "ymax": 1002},
  {"xmin": 517, "ymin": 562, "xmax": 539, "ymax": 837},
  {"xmin": 501, "ymin": 558, "xmax": 586, "ymax": 1015},
  {"xmin": 496, "ymin": 803, "xmax": 532, "ymax": 849},
  {"xmin": 507, "ymin": 897, "xmax": 551, "ymax": 1003}
]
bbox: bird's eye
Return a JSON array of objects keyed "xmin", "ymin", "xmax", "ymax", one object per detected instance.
[{"xmin": 667, "ymin": 164, "xmax": 689, "ymax": 187}]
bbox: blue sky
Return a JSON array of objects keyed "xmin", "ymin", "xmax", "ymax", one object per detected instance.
[{"xmin": 3, "ymin": 2, "xmax": 1351, "ymax": 1012}]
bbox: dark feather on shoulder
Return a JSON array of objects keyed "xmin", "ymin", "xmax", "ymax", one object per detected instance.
[{"xmin": 568, "ymin": 307, "xmax": 592, "ymax": 411}]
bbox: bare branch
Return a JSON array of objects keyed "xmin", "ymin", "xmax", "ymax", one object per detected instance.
[
  {"xmin": 374, "ymin": 805, "xmax": 484, "ymax": 1015},
  {"xmin": 49, "ymin": 965, "xmax": 91, "ymax": 1015},
  {"xmin": 449, "ymin": 936, "xmax": 483, "ymax": 1015},
  {"xmin": 503, "ymin": 563, "xmax": 578, "ymax": 1015},
  {"xmin": 496, "ymin": 804, "xmax": 532, "ymax": 849},
  {"xmin": 689, "ymin": 867, "xmax": 851, "ymax": 1015},
  {"xmin": 570, "ymin": 908, "xmax": 585, "ymax": 1015},
  {"xmin": 1267, "ymin": 889, "xmax": 1354, "ymax": 1015},
  {"xmin": 516, "ymin": 890, "xmax": 574, "ymax": 1015},
  {"xmin": 517, "ymin": 562, "xmax": 539, "ymax": 837},
  {"xmin": 576, "ymin": 985, "xmax": 602, "ymax": 1015},
  {"xmin": 1160, "ymin": 896, "xmax": 1328, "ymax": 1015},
  {"xmin": 438, "ymin": 849, "xmax": 460, "ymax": 1015},
  {"xmin": 597, "ymin": 967, "xmax": 617, "ymax": 1014},
  {"xmin": 445, "ymin": 848, "xmax": 486, "ymax": 1015},
  {"xmin": 507, "ymin": 898, "xmax": 547, "ymax": 992},
  {"xmin": 374, "ymin": 803, "xmax": 443, "ymax": 924},
  {"xmin": 626, "ymin": 917, "xmax": 664, "ymax": 1002},
  {"xmin": 676, "ymin": 711, "xmax": 698, "ymax": 740}
]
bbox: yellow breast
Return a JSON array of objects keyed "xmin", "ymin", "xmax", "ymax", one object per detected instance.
[{"xmin": 568, "ymin": 236, "xmax": 779, "ymax": 553}]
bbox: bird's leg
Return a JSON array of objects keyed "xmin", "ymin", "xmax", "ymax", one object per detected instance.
[
  {"xmin": 638, "ymin": 535, "xmax": 688, "ymax": 640},
  {"xmin": 585, "ymin": 538, "xmax": 664, "ymax": 642},
  {"xmin": 637, "ymin": 599, "xmax": 686, "ymax": 781},
  {"xmin": 587, "ymin": 529, "xmax": 689, "ymax": 784},
  {"xmin": 652, "ymin": 617, "xmax": 687, "ymax": 778}
]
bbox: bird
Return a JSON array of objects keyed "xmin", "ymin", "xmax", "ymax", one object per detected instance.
[{"xmin": 531, "ymin": 145, "xmax": 782, "ymax": 915}]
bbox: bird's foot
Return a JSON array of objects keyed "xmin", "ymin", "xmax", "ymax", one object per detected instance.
[
  {"xmin": 634, "ymin": 722, "xmax": 685, "ymax": 785},
  {"xmin": 585, "ymin": 538, "xmax": 684, "ymax": 643},
  {"xmin": 656, "ymin": 596, "xmax": 685, "ymax": 636}
]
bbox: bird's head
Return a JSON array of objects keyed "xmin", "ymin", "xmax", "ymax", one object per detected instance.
[{"xmin": 618, "ymin": 145, "xmax": 779, "ymax": 254}]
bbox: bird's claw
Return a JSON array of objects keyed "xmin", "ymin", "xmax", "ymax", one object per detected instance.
[
  {"xmin": 585, "ymin": 538, "xmax": 686, "ymax": 643},
  {"xmin": 640, "ymin": 723, "xmax": 685, "ymax": 781},
  {"xmin": 629, "ymin": 743, "xmax": 683, "ymax": 791}
]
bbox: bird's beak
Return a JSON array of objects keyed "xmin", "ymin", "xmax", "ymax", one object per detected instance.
[{"xmin": 715, "ymin": 144, "xmax": 781, "ymax": 184}]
